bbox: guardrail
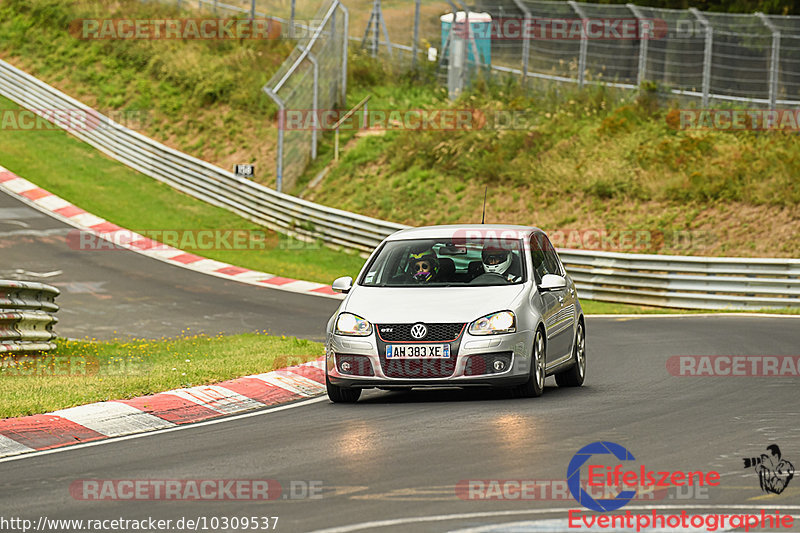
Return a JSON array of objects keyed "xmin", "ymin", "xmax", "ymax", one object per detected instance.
[
  {"xmin": 1, "ymin": 60, "xmax": 798, "ymax": 310},
  {"xmin": 0, "ymin": 281, "xmax": 59, "ymax": 353},
  {"xmin": 0, "ymin": 58, "xmax": 407, "ymax": 253},
  {"xmin": 559, "ymin": 250, "xmax": 800, "ymax": 310}
]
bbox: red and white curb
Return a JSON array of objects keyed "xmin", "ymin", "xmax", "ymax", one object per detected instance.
[
  {"xmin": 0, "ymin": 167, "xmax": 345, "ymax": 300},
  {"xmin": 0, "ymin": 358, "xmax": 326, "ymax": 459}
]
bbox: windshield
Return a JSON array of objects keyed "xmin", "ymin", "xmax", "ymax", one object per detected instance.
[{"xmin": 359, "ymin": 238, "xmax": 527, "ymax": 287}]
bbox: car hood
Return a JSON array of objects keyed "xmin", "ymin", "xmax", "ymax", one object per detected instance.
[{"xmin": 343, "ymin": 284, "xmax": 527, "ymax": 324}]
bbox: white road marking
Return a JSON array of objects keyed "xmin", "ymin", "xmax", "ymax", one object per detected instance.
[
  {"xmin": 0, "ymin": 435, "xmax": 35, "ymax": 456},
  {"xmin": 51, "ymin": 402, "xmax": 175, "ymax": 437},
  {"xmin": 165, "ymin": 385, "xmax": 265, "ymax": 415}
]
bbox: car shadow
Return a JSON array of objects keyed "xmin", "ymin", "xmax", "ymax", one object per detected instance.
[{"xmin": 355, "ymin": 381, "xmax": 591, "ymax": 404}]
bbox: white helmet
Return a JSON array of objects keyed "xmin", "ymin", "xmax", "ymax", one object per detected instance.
[{"xmin": 482, "ymin": 247, "xmax": 512, "ymax": 275}]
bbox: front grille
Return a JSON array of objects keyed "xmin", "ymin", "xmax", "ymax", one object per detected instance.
[
  {"xmin": 381, "ymin": 357, "xmax": 457, "ymax": 378},
  {"xmin": 377, "ymin": 323, "xmax": 466, "ymax": 342}
]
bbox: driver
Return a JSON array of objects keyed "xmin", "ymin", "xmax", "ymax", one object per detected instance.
[
  {"xmin": 482, "ymin": 245, "xmax": 521, "ymax": 283},
  {"xmin": 409, "ymin": 249, "xmax": 439, "ymax": 283}
]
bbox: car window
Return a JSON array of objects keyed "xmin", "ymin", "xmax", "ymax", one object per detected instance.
[
  {"xmin": 530, "ymin": 234, "xmax": 547, "ymax": 284},
  {"xmin": 542, "ymin": 236, "xmax": 562, "ymax": 276},
  {"xmin": 359, "ymin": 237, "xmax": 526, "ymax": 287}
]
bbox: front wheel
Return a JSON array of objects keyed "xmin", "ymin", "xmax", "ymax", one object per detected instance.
[
  {"xmin": 512, "ymin": 329, "xmax": 545, "ymax": 398},
  {"xmin": 555, "ymin": 320, "xmax": 585, "ymax": 387},
  {"xmin": 326, "ymin": 374, "xmax": 361, "ymax": 403}
]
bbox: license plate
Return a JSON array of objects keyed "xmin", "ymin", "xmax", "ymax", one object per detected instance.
[{"xmin": 386, "ymin": 344, "xmax": 450, "ymax": 359}]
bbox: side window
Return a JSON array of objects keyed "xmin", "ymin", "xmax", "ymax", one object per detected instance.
[
  {"xmin": 530, "ymin": 234, "xmax": 547, "ymax": 285},
  {"xmin": 542, "ymin": 235, "xmax": 562, "ymax": 276}
]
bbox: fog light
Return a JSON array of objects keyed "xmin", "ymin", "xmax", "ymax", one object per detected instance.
[
  {"xmin": 341, "ymin": 361, "xmax": 352, "ymax": 373},
  {"xmin": 493, "ymin": 360, "xmax": 505, "ymax": 372}
]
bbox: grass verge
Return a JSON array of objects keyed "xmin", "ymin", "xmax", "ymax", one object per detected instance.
[
  {"xmin": 0, "ymin": 94, "xmax": 366, "ymax": 284},
  {"xmin": 0, "ymin": 333, "xmax": 323, "ymax": 419}
]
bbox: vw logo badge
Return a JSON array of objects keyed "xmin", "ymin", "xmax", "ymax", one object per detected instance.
[{"xmin": 410, "ymin": 323, "xmax": 427, "ymax": 339}]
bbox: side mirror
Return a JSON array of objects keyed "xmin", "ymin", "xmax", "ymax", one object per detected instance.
[
  {"xmin": 331, "ymin": 276, "xmax": 353, "ymax": 294},
  {"xmin": 539, "ymin": 274, "xmax": 566, "ymax": 292}
]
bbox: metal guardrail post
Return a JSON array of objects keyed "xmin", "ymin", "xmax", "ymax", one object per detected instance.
[
  {"xmin": 690, "ymin": 8, "xmax": 713, "ymax": 108},
  {"xmin": 627, "ymin": 3, "xmax": 649, "ymax": 88},
  {"xmin": 568, "ymin": 1, "xmax": 588, "ymax": 88},
  {"xmin": 757, "ymin": 12, "xmax": 780, "ymax": 108},
  {"xmin": 263, "ymin": 88, "xmax": 285, "ymax": 192},
  {"xmin": 512, "ymin": 0, "xmax": 532, "ymax": 88}
]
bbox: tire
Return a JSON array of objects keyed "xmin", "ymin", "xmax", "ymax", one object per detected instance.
[
  {"xmin": 555, "ymin": 320, "xmax": 586, "ymax": 388},
  {"xmin": 326, "ymin": 374, "xmax": 361, "ymax": 403},
  {"xmin": 512, "ymin": 328, "xmax": 545, "ymax": 398}
]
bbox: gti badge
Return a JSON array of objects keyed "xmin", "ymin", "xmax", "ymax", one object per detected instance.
[{"xmin": 410, "ymin": 323, "xmax": 427, "ymax": 339}]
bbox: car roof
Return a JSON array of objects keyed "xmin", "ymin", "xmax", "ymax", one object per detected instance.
[{"xmin": 385, "ymin": 224, "xmax": 543, "ymax": 242}]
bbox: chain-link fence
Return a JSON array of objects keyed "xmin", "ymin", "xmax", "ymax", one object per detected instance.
[
  {"xmin": 262, "ymin": 0, "xmax": 348, "ymax": 192},
  {"xmin": 357, "ymin": 0, "xmax": 800, "ymax": 107},
  {"xmin": 153, "ymin": 0, "xmax": 348, "ymax": 193}
]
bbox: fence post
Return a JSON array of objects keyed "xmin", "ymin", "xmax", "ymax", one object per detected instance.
[
  {"xmin": 568, "ymin": 1, "xmax": 588, "ymax": 88},
  {"xmin": 373, "ymin": 0, "xmax": 380, "ymax": 57},
  {"xmin": 757, "ymin": 12, "xmax": 780, "ymax": 108},
  {"xmin": 250, "ymin": 0, "xmax": 255, "ymax": 20},
  {"xmin": 290, "ymin": 0, "xmax": 296, "ymax": 39},
  {"xmin": 627, "ymin": 3, "xmax": 648, "ymax": 88},
  {"xmin": 340, "ymin": 2, "xmax": 348, "ymax": 106},
  {"xmin": 303, "ymin": 49, "xmax": 319, "ymax": 161},
  {"xmin": 262, "ymin": 88, "xmax": 285, "ymax": 193},
  {"xmin": 412, "ymin": 0, "xmax": 421, "ymax": 69},
  {"xmin": 690, "ymin": 8, "xmax": 712, "ymax": 107},
  {"xmin": 512, "ymin": 0, "xmax": 532, "ymax": 88}
]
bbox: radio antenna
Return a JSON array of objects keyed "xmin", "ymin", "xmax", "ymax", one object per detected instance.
[{"xmin": 481, "ymin": 186, "xmax": 488, "ymax": 224}]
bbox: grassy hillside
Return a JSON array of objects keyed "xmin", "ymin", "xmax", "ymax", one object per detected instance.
[
  {"xmin": 0, "ymin": 0, "xmax": 293, "ymax": 178},
  {"xmin": 306, "ymin": 74, "xmax": 800, "ymax": 258},
  {"xmin": 0, "ymin": 0, "xmax": 797, "ymax": 259}
]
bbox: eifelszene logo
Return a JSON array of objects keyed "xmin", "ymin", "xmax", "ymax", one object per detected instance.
[
  {"xmin": 743, "ymin": 444, "xmax": 794, "ymax": 495},
  {"xmin": 567, "ymin": 441, "xmax": 721, "ymax": 512}
]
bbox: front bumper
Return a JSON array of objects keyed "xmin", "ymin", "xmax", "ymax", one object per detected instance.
[{"xmin": 326, "ymin": 330, "xmax": 534, "ymax": 389}]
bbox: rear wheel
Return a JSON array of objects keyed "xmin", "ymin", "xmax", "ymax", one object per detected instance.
[
  {"xmin": 512, "ymin": 328, "xmax": 545, "ymax": 398},
  {"xmin": 326, "ymin": 374, "xmax": 361, "ymax": 403},
  {"xmin": 555, "ymin": 320, "xmax": 585, "ymax": 387}
]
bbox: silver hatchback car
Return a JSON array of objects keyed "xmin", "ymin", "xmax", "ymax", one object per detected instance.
[{"xmin": 325, "ymin": 225, "xmax": 586, "ymax": 403}]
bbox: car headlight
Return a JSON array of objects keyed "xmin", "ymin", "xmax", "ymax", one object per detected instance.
[
  {"xmin": 469, "ymin": 311, "xmax": 516, "ymax": 335},
  {"xmin": 335, "ymin": 313, "xmax": 373, "ymax": 336}
]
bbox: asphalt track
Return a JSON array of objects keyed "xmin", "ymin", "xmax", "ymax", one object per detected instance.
[
  {"xmin": 0, "ymin": 189, "xmax": 340, "ymax": 341},
  {"xmin": 1, "ymin": 315, "xmax": 798, "ymax": 532},
  {"xmin": 3, "ymin": 188, "xmax": 800, "ymax": 532}
]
